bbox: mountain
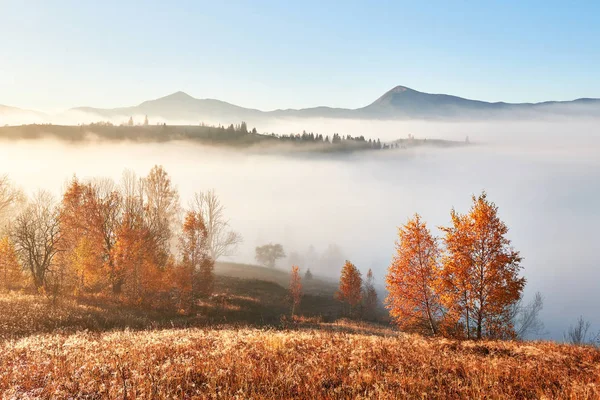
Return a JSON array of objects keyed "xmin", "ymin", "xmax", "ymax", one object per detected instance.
[
  {"xmin": 358, "ymin": 86, "xmax": 600, "ymax": 118},
  {"xmin": 72, "ymin": 91, "xmax": 265, "ymax": 123},
  {"xmin": 71, "ymin": 86, "xmax": 600, "ymax": 123},
  {"xmin": 3, "ymin": 86, "xmax": 600, "ymax": 126},
  {"xmin": 0, "ymin": 105, "xmax": 47, "ymax": 124}
]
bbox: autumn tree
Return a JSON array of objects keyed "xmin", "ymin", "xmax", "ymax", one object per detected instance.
[
  {"xmin": 255, "ymin": 243, "xmax": 285, "ymax": 268},
  {"xmin": 363, "ymin": 269, "xmax": 378, "ymax": 319},
  {"xmin": 179, "ymin": 210, "xmax": 214, "ymax": 305},
  {"xmin": 191, "ymin": 190, "xmax": 242, "ymax": 260},
  {"xmin": 142, "ymin": 165, "xmax": 180, "ymax": 268},
  {"xmin": 91, "ymin": 178, "xmax": 122, "ymax": 294},
  {"xmin": 386, "ymin": 214, "xmax": 443, "ymax": 335},
  {"xmin": 58, "ymin": 177, "xmax": 105, "ymax": 294},
  {"xmin": 114, "ymin": 170, "xmax": 158, "ymax": 303},
  {"xmin": 440, "ymin": 192, "xmax": 525, "ymax": 340},
  {"xmin": 289, "ymin": 265, "xmax": 302, "ymax": 316},
  {"xmin": 111, "ymin": 167, "xmax": 181, "ymax": 305},
  {"xmin": 0, "ymin": 236, "xmax": 23, "ymax": 290},
  {"xmin": 336, "ymin": 260, "xmax": 362, "ymax": 316},
  {"xmin": 10, "ymin": 191, "xmax": 61, "ymax": 290}
]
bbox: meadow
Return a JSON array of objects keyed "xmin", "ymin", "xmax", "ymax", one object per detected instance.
[
  {"xmin": 1, "ymin": 320, "xmax": 599, "ymax": 399},
  {"xmin": 0, "ymin": 264, "xmax": 599, "ymax": 399}
]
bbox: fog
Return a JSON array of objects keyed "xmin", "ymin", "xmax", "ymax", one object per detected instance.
[{"xmin": 0, "ymin": 118, "xmax": 599, "ymax": 339}]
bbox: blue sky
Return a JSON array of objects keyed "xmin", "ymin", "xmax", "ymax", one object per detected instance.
[{"xmin": 1, "ymin": 0, "xmax": 599, "ymax": 111}]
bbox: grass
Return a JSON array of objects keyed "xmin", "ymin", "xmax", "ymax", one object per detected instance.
[
  {"xmin": 0, "ymin": 264, "xmax": 598, "ymax": 398},
  {"xmin": 1, "ymin": 326, "xmax": 599, "ymax": 398}
]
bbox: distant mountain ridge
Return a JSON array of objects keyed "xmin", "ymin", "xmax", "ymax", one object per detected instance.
[
  {"xmin": 0, "ymin": 104, "xmax": 47, "ymax": 123},
  {"xmin": 72, "ymin": 85, "xmax": 600, "ymax": 121},
  {"xmin": 3, "ymin": 86, "xmax": 600, "ymax": 125}
]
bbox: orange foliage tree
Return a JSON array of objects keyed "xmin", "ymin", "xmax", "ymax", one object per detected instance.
[
  {"xmin": 179, "ymin": 210, "xmax": 214, "ymax": 308},
  {"xmin": 59, "ymin": 178, "xmax": 106, "ymax": 294},
  {"xmin": 289, "ymin": 265, "xmax": 302, "ymax": 316},
  {"xmin": 336, "ymin": 260, "xmax": 362, "ymax": 316},
  {"xmin": 440, "ymin": 192, "xmax": 525, "ymax": 340},
  {"xmin": 112, "ymin": 167, "xmax": 179, "ymax": 306},
  {"xmin": 386, "ymin": 214, "xmax": 443, "ymax": 335},
  {"xmin": 113, "ymin": 207, "xmax": 161, "ymax": 305},
  {"xmin": 0, "ymin": 236, "xmax": 23, "ymax": 290}
]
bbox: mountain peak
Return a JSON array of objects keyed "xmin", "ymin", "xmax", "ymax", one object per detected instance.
[
  {"xmin": 386, "ymin": 85, "xmax": 417, "ymax": 95},
  {"xmin": 164, "ymin": 91, "xmax": 194, "ymax": 100}
]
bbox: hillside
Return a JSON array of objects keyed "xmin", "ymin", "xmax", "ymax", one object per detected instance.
[
  {"xmin": 0, "ymin": 263, "xmax": 599, "ymax": 398},
  {"xmin": 0, "ymin": 264, "xmax": 346, "ymax": 340},
  {"xmin": 1, "ymin": 324, "xmax": 598, "ymax": 398}
]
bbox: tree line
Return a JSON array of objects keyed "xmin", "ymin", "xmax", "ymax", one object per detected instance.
[
  {"xmin": 3, "ymin": 121, "xmax": 401, "ymax": 152},
  {"xmin": 0, "ymin": 169, "xmax": 241, "ymax": 312}
]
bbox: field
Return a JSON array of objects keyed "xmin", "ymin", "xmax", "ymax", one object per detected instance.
[{"xmin": 0, "ymin": 264, "xmax": 599, "ymax": 399}]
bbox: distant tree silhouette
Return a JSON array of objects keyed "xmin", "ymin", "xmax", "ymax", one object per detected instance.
[
  {"xmin": 289, "ymin": 265, "xmax": 302, "ymax": 316},
  {"xmin": 363, "ymin": 269, "xmax": 378, "ymax": 319},
  {"xmin": 304, "ymin": 268, "xmax": 313, "ymax": 280},
  {"xmin": 255, "ymin": 243, "xmax": 286, "ymax": 268}
]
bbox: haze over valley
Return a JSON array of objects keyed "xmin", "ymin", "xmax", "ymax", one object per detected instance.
[
  {"xmin": 1, "ymin": 116, "xmax": 598, "ymax": 339},
  {"xmin": 2, "ymin": 2, "xmax": 600, "ymax": 397}
]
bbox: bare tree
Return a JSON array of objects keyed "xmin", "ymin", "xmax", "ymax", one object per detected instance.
[
  {"xmin": 510, "ymin": 291, "xmax": 546, "ymax": 339},
  {"xmin": 10, "ymin": 191, "xmax": 61, "ymax": 289},
  {"xmin": 0, "ymin": 174, "xmax": 26, "ymax": 234},
  {"xmin": 564, "ymin": 316, "xmax": 595, "ymax": 345},
  {"xmin": 191, "ymin": 190, "xmax": 242, "ymax": 260}
]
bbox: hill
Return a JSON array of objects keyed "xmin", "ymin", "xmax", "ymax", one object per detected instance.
[
  {"xmin": 0, "ymin": 263, "xmax": 347, "ymax": 340},
  {"xmin": 0, "ymin": 263, "xmax": 598, "ymax": 398},
  {"xmin": 1, "ymin": 322, "xmax": 598, "ymax": 398},
  {"xmin": 0, "ymin": 123, "xmax": 468, "ymax": 153},
  {"xmin": 0, "ymin": 104, "xmax": 47, "ymax": 124}
]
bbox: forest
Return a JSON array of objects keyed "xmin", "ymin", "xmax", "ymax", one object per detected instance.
[{"xmin": 0, "ymin": 120, "xmax": 467, "ymax": 152}]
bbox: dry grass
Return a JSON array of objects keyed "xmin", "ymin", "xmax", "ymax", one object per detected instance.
[
  {"xmin": 1, "ymin": 281, "xmax": 598, "ymax": 399},
  {"xmin": 0, "ymin": 273, "xmax": 342, "ymax": 341},
  {"xmin": 1, "ymin": 326, "xmax": 599, "ymax": 399}
]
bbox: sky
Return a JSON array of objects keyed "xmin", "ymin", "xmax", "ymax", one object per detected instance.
[{"xmin": 1, "ymin": 0, "xmax": 599, "ymax": 112}]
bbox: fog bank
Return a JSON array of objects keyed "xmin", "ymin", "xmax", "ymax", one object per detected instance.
[{"xmin": 0, "ymin": 119, "xmax": 598, "ymax": 339}]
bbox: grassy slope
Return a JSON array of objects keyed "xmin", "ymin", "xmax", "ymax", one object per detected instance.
[
  {"xmin": 1, "ymin": 263, "xmax": 599, "ymax": 398},
  {"xmin": 1, "ymin": 326, "xmax": 599, "ymax": 398},
  {"xmin": 0, "ymin": 262, "xmax": 344, "ymax": 340}
]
